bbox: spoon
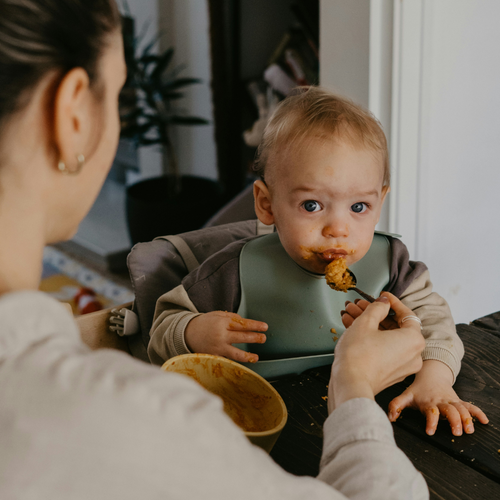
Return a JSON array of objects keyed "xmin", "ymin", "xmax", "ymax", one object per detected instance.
[
  {"xmin": 344, "ymin": 269, "xmax": 378, "ymax": 303},
  {"xmin": 328, "ymin": 268, "xmax": 395, "ymax": 316}
]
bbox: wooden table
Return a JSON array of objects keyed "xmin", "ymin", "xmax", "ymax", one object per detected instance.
[{"xmin": 269, "ymin": 312, "xmax": 500, "ymax": 499}]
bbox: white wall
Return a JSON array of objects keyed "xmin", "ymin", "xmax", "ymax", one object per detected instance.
[
  {"xmin": 320, "ymin": 0, "xmax": 393, "ymax": 231},
  {"xmin": 320, "ymin": 0, "xmax": 370, "ymax": 108},
  {"xmin": 391, "ymin": 0, "xmax": 500, "ymax": 323},
  {"xmin": 120, "ymin": 0, "xmax": 163, "ymax": 179},
  {"xmin": 120, "ymin": 0, "xmax": 217, "ymax": 181}
]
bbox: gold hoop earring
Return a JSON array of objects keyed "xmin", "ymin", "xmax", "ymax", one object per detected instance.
[{"xmin": 58, "ymin": 154, "xmax": 85, "ymax": 175}]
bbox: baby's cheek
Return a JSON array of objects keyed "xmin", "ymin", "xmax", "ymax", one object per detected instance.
[
  {"xmin": 298, "ymin": 245, "xmax": 315, "ymax": 261},
  {"xmin": 351, "ymin": 243, "xmax": 372, "ymax": 265}
]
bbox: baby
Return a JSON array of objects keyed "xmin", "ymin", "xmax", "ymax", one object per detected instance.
[{"xmin": 149, "ymin": 86, "xmax": 487, "ymax": 436}]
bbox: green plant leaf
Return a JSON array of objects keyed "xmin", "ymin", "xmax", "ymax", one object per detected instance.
[
  {"xmin": 120, "ymin": 20, "xmax": 208, "ymax": 164},
  {"xmin": 120, "ymin": 108, "xmax": 144, "ymax": 120},
  {"xmin": 140, "ymin": 34, "xmax": 159, "ymax": 57},
  {"xmin": 151, "ymin": 48, "xmax": 175, "ymax": 81},
  {"xmin": 139, "ymin": 136, "xmax": 162, "ymax": 146},
  {"xmin": 140, "ymin": 54, "xmax": 160, "ymax": 71},
  {"xmin": 161, "ymin": 77, "xmax": 202, "ymax": 90},
  {"xmin": 159, "ymin": 90, "xmax": 184, "ymax": 100},
  {"xmin": 169, "ymin": 115, "xmax": 209, "ymax": 126}
]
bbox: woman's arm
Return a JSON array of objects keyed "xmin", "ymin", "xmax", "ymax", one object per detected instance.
[{"xmin": 318, "ymin": 294, "xmax": 428, "ymax": 499}]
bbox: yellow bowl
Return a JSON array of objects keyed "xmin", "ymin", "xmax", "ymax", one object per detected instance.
[{"xmin": 162, "ymin": 353, "xmax": 288, "ymax": 453}]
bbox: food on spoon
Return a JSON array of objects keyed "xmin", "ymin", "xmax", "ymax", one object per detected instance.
[{"xmin": 325, "ymin": 257, "xmax": 355, "ymax": 292}]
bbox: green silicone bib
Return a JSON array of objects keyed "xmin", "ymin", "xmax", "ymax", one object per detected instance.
[{"xmin": 235, "ymin": 232, "xmax": 391, "ymax": 378}]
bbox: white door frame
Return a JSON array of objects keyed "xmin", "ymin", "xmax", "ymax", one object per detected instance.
[{"xmin": 389, "ymin": 0, "xmax": 426, "ymax": 258}]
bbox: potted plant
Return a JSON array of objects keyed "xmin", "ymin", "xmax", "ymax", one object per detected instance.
[{"xmin": 120, "ymin": 17, "xmax": 224, "ymax": 244}]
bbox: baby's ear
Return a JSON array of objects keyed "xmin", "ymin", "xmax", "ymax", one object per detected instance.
[
  {"xmin": 253, "ymin": 180, "xmax": 275, "ymax": 225},
  {"xmin": 381, "ymin": 185, "xmax": 390, "ymax": 204}
]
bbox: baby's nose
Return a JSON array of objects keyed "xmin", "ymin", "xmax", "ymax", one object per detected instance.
[{"xmin": 322, "ymin": 220, "xmax": 349, "ymax": 238}]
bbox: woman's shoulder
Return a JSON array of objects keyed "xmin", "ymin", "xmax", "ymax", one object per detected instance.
[
  {"xmin": 0, "ymin": 290, "xmax": 226, "ymax": 443},
  {"xmin": 0, "ymin": 290, "xmax": 216, "ymax": 412},
  {"xmin": 0, "ymin": 292, "xmax": 246, "ymax": 496},
  {"xmin": 0, "ymin": 290, "xmax": 80, "ymax": 359}
]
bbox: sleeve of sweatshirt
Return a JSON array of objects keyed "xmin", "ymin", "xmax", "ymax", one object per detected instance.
[
  {"xmin": 317, "ymin": 399, "xmax": 429, "ymax": 500},
  {"xmin": 385, "ymin": 237, "xmax": 463, "ymax": 382},
  {"xmin": 148, "ymin": 239, "xmax": 248, "ymax": 365}
]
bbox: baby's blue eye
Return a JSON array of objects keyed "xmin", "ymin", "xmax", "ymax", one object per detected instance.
[
  {"xmin": 351, "ymin": 202, "xmax": 367, "ymax": 213},
  {"xmin": 302, "ymin": 200, "xmax": 321, "ymax": 212}
]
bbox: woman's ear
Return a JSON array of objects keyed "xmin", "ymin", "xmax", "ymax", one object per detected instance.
[
  {"xmin": 53, "ymin": 67, "xmax": 93, "ymax": 172},
  {"xmin": 254, "ymin": 180, "xmax": 275, "ymax": 225}
]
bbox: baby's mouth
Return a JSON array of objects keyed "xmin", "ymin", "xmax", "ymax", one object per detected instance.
[{"xmin": 318, "ymin": 249, "xmax": 348, "ymax": 263}]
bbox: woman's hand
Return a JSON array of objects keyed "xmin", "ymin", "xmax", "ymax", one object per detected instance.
[
  {"xmin": 328, "ymin": 293, "xmax": 425, "ymax": 413},
  {"xmin": 185, "ymin": 311, "xmax": 267, "ymax": 363},
  {"xmin": 342, "ymin": 298, "xmax": 399, "ymax": 331}
]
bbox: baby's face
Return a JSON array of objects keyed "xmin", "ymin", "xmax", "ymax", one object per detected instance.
[{"xmin": 266, "ymin": 138, "xmax": 388, "ymax": 274}]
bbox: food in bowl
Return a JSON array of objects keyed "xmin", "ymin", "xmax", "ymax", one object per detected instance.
[{"xmin": 162, "ymin": 353, "xmax": 287, "ymax": 452}]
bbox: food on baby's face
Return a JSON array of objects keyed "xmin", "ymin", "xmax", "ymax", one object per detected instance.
[{"xmin": 325, "ymin": 257, "xmax": 355, "ymax": 292}]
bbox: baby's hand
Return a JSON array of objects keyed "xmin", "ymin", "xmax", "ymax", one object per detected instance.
[
  {"xmin": 185, "ymin": 311, "xmax": 267, "ymax": 363},
  {"xmin": 388, "ymin": 360, "xmax": 489, "ymax": 436}
]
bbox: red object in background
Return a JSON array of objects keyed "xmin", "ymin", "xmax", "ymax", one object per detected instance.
[{"xmin": 74, "ymin": 287, "xmax": 103, "ymax": 315}]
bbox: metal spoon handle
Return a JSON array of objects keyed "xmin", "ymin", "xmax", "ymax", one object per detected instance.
[
  {"xmin": 351, "ymin": 287, "xmax": 376, "ymax": 303},
  {"xmin": 351, "ymin": 287, "xmax": 395, "ymax": 317}
]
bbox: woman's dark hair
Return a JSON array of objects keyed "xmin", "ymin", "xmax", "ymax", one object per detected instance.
[{"xmin": 0, "ymin": 0, "xmax": 121, "ymax": 129}]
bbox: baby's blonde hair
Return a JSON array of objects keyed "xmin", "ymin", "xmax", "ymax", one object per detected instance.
[{"xmin": 254, "ymin": 86, "xmax": 390, "ymax": 187}]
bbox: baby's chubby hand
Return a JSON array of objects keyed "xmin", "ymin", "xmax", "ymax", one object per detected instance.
[
  {"xmin": 388, "ymin": 360, "xmax": 489, "ymax": 436},
  {"xmin": 184, "ymin": 311, "xmax": 267, "ymax": 363}
]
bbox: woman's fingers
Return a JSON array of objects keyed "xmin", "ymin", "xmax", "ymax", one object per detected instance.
[
  {"xmin": 379, "ymin": 315, "xmax": 399, "ymax": 331},
  {"xmin": 341, "ymin": 312, "xmax": 354, "ymax": 328},
  {"xmin": 344, "ymin": 301, "xmax": 365, "ymax": 318},
  {"xmin": 330, "ymin": 295, "xmax": 425, "ymax": 409},
  {"xmin": 343, "ymin": 299, "xmax": 398, "ymax": 330},
  {"xmin": 381, "ymin": 292, "xmax": 418, "ymax": 328},
  {"xmin": 341, "ymin": 301, "xmax": 366, "ymax": 328}
]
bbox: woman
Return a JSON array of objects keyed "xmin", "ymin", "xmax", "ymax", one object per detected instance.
[{"xmin": 0, "ymin": 1, "xmax": 428, "ymax": 498}]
